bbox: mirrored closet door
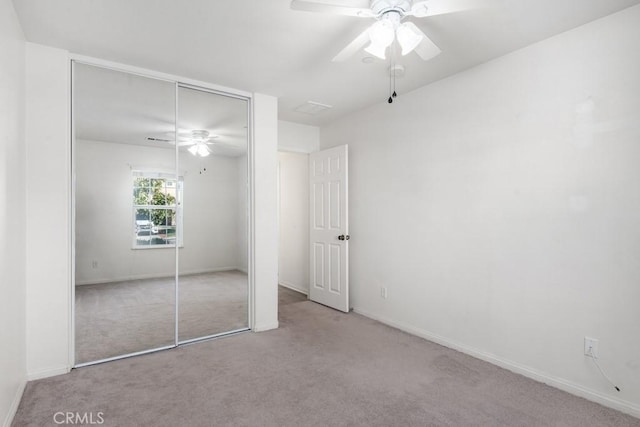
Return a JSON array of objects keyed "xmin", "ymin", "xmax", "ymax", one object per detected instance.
[
  {"xmin": 73, "ymin": 63, "xmax": 249, "ymax": 366},
  {"xmin": 176, "ymin": 86, "xmax": 249, "ymax": 343}
]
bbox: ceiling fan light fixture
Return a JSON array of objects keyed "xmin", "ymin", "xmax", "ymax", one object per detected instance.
[
  {"xmin": 197, "ymin": 144, "xmax": 210, "ymax": 157},
  {"xmin": 396, "ymin": 23, "xmax": 423, "ymax": 56},
  {"xmin": 364, "ymin": 42, "xmax": 387, "ymax": 60},
  {"xmin": 411, "ymin": 3, "xmax": 429, "ymax": 18},
  {"xmin": 365, "ymin": 19, "xmax": 394, "ymax": 59},
  {"xmin": 188, "ymin": 145, "xmax": 199, "ymax": 156}
]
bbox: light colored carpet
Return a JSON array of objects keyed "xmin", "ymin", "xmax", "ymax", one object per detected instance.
[
  {"xmin": 75, "ymin": 270, "xmax": 248, "ymax": 364},
  {"xmin": 15, "ymin": 297, "xmax": 639, "ymax": 427},
  {"xmin": 278, "ymin": 285, "xmax": 308, "ymax": 306}
]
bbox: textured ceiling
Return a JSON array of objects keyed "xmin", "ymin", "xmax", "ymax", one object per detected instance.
[{"xmin": 14, "ymin": 0, "xmax": 640, "ymax": 126}]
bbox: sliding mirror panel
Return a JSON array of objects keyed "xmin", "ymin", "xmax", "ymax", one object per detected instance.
[
  {"xmin": 74, "ymin": 63, "xmax": 177, "ymax": 364},
  {"xmin": 176, "ymin": 86, "xmax": 249, "ymax": 343}
]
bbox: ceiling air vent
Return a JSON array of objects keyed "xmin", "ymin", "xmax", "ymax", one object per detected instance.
[{"xmin": 293, "ymin": 101, "xmax": 333, "ymax": 115}]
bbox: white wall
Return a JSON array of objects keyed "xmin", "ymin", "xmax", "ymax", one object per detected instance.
[
  {"xmin": 25, "ymin": 43, "xmax": 71, "ymax": 379},
  {"xmin": 236, "ymin": 154, "xmax": 248, "ymax": 273},
  {"xmin": 253, "ymin": 94, "xmax": 279, "ymax": 331},
  {"xmin": 75, "ymin": 139, "xmax": 245, "ymax": 284},
  {"xmin": 278, "ymin": 120, "xmax": 319, "ymax": 153},
  {"xmin": 320, "ymin": 5, "xmax": 640, "ymax": 417},
  {"xmin": 0, "ymin": 0, "xmax": 26, "ymax": 425},
  {"xmin": 278, "ymin": 152, "xmax": 309, "ymax": 294},
  {"xmin": 276, "ymin": 119, "xmax": 317, "ymax": 295}
]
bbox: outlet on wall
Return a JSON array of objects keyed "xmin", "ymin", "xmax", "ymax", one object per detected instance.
[
  {"xmin": 584, "ymin": 337, "xmax": 599, "ymax": 358},
  {"xmin": 380, "ymin": 287, "xmax": 387, "ymax": 299},
  {"xmin": 91, "ymin": 260, "xmax": 98, "ymax": 269}
]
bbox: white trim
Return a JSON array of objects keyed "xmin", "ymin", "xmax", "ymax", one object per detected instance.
[
  {"xmin": 75, "ymin": 267, "xmax": 244, "ymax": 286},
  {"xmin": 278, "ymin": 147, "xmax": 315, "ymax": 155},
  {"xmin": 174, "ymin": 81, "xmax": 180, "ymax": 348},
  {"xmin": 27, "ymin": 366, "xmax": 71, "ymax": 382},
  {"xmin": 69, "ymin": 54, "xmax": 251, "ymax": 98},
  {"xmin": 253, "ymin": 321, "xmax": 279, "ymax": 332},
  {"xmin": 2, "ymin": 380, "xmax": 26, "ymax": 427},
  {"xmin": 74, "ymin": 345, "xmax": 175, "ymax": 368},
  {"xmin": 130, "ymin": 244, "xmax": 184, "ymax": 251},
  {"xmin": 352, "ymin": 307, "xmax": 640, "ymax": 419},
  {"xmin": 178, "ymin": 328, "xmax": 249, "ymax": 345},
  {"xmin": 69, "ymin": 58, "xmax": 76, "ymax": 370},
  {"xmin": 248, "ymin": 96, "xmax": 256, "ymax": 331},
  {"xmin": 278, "ymin": 281, "xmax": 308, "ymax": 296}
]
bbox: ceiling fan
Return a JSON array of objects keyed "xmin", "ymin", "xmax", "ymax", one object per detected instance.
[
  {"xmin": 147, "ymin": 130, "xmax": 219, "ymax": 157},
  {"xmin": 290, "ymin": 0, "xmax": 477, "ymax": 62},
  {"xmin": 180, "ymin": 130, "xmax": 218, "ymax": 157}
]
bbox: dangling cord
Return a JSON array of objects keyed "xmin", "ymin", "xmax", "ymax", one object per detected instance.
[
  {"xmin": 392, "ymin": 42, "xmax": 397, "ymax": 100},
  {"xmin": 388, "ymin": 43, "xmax": 398, "ymax": 104},
  {"xmin": 388, "ymin": 51, "xmax": 393, "ymax": 104},
  {"xmin": 588, "ymin": 346, "xmax": 621, "ymax": 392}
]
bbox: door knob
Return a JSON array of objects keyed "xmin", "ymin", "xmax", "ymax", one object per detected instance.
[{"xmin": 338, "ymin": 235, "xmax": 350, "ymax": 241}]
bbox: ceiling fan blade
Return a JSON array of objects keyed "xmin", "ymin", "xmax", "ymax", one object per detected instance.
[
  {"xmin": 215, "ymin": 143, "xmax": 242, "ymax": 150},
  {"xmin": 410, "ymin": 0, "xmax": 483, "ymax": 18},
  {"xmin": 332, "ymin": 26, "xmax": 372, "ymax": 62},
  {"xmin": 290, "ymin": 0, "xmax": 374, "ymax": 17},
  {"xmin": 403, "ymin": 22, "xmax": 441, "ymax": 61},
  {"xmin": 147, "ymin": 136, "xmax": 173, "ymax": 143}
]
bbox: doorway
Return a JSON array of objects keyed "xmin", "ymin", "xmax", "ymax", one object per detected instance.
[{"xmin": 73, "ymin": 62, "xmax": 251, "ymax": 366}]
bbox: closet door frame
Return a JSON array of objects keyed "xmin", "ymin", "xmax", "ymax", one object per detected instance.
[{"xmin": 70, "ymin": 56, "xmax": 254, "ymax": 367}]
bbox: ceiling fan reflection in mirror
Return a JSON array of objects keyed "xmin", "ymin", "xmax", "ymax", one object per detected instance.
[
  {"xmin": 147, "ymin": 130, "xmax": 219, "ymax": 157},
  {"xmin": 182, "ymin": 129, "xmax": 217, "ymax": 157}
]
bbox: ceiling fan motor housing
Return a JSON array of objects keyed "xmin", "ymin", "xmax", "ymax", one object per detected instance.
[
  {"xmin": 370, "ymin": 0, "xmax": 412, "ymax": 16},
  {"xmin": 191, "ymin": 129, "xmax": 210, "ymax": 142}
]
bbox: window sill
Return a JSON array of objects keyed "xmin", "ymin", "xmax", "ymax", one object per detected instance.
[{"xmin": 131, "ymin": 245, "xmax": 184, "ymax": 250}]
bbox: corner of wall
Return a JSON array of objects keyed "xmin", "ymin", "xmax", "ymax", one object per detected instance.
[
  {"xmin": 1, "ymin": 381, "xmax": 26, "ymax": 427},
  {"xmin": 25, "ymin": 41, "xmax": 73, "ymax": 378},
  {"xmin": 277, "ymin": 120, "xmax": 320, "ymax": 153},
  {"xmin": 252, "ymin": 93, "xmax": 279, "ymax": 331},
  {"xmin": 0, "ymin": 0, "xmax": 28, "ymax": 424}
]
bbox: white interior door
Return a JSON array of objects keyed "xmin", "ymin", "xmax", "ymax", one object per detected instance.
[{"xmin": 309, "ymin": 145, "xmax": 349, "ymax": 312}]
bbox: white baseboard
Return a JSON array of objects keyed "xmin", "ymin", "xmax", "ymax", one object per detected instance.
[
  {"xmin": 253, "ymin": 321, "xmax": 279, "ymax": 332},
  {"xmin": 27, "ymin": 366, "xmax": 70, "ymax": 382},
  {"xmin": 352, "ymin": 307, "xmax": 640, "ymax": 419},
  {"xmin": 2, "ymin": 380, "xmax": 26, "ymax": 427},
  {"xmin": 278, "ymin": 281, "xmax": 308, "ymax": 295},
  {"xmin": 75, "ymin": 267, "xmax": 243, "ymax": 286}
]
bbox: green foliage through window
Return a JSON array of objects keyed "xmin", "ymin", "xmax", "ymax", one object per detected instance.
[{"xmin": 132, "ymin": 172, "xmax": 182, "ymax": 248}]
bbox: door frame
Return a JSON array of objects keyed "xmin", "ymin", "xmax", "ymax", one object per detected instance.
[{"xmin": 69, "ymin": 55, "xmax": 255, "ymax": 367}]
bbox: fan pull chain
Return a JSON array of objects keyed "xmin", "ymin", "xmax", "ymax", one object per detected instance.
[
  {"xmin": 388, "ymin": 43, "xmax": 398, "ymax": 104},
  {"xmin": 388, "ymin": 54, "xmax": 393, "ymax": 104},
  {"xmin": 393, "ymin": 42, "xmax": 398, "ymax": 99}
]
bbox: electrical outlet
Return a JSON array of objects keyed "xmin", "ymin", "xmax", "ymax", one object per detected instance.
[
  {"xmin": 380, "ymin": 287, "xmax": 387, "ymax": 299},
  {"xmin": 584, "ymin": 337, "xmax": 599, "ymax": 358},
  {"xmin": 91, "ymin": 260, "xmax": 98, "ymax": 269}
]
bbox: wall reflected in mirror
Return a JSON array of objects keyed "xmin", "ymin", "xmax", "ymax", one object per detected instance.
[{"xmin": 74, "ymin": 63, "xmax": 177, "ymax": 364}]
